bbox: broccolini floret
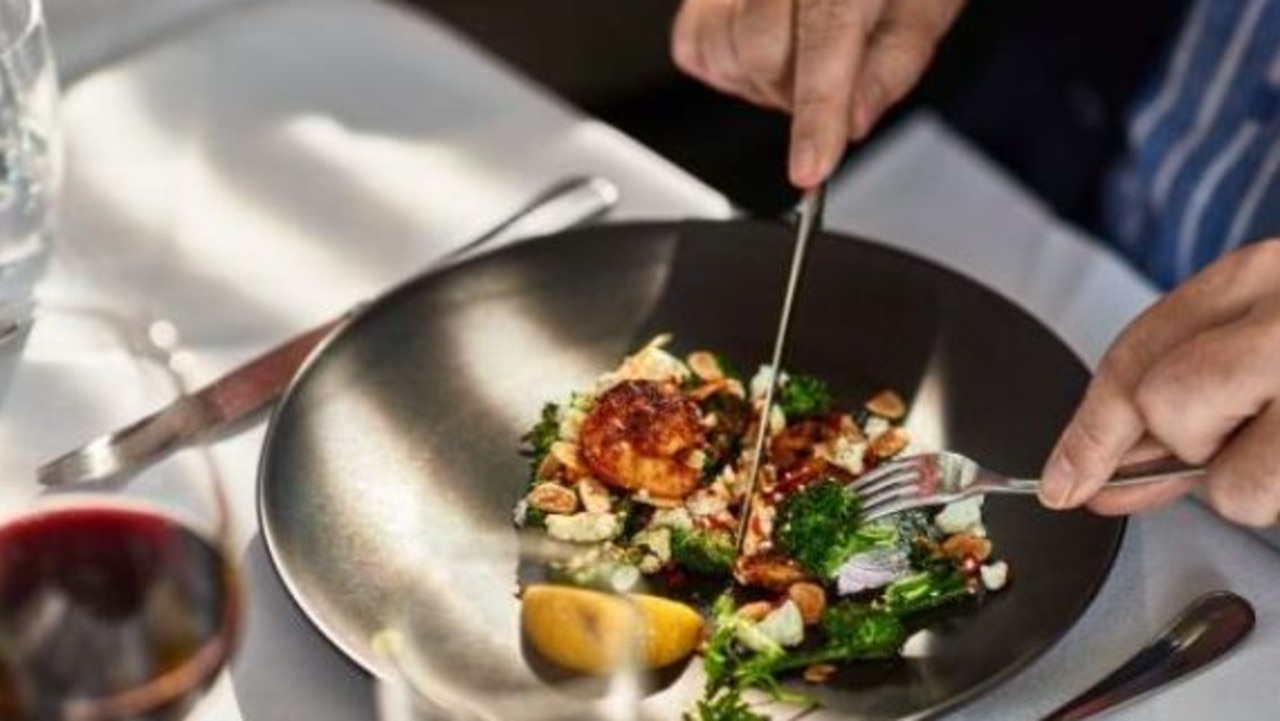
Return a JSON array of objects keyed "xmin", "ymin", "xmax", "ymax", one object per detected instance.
[
  {"xmin": 776, "ymin": 480, "xmax": 891, "ymax": 578},
  {"xmin": 671, "ymin": 527, "xmax": 736, "ymax": 576},
  {"xmin": 882, "ymin": 567, "xmax": 972, "ymax": 616},
  {"xmin": 779, "ymin": 374, "xmax": 831, "ymax": 418},
  {"xmin": 520, "ymin": 402, "xmax": 560, "ymax": 465}
]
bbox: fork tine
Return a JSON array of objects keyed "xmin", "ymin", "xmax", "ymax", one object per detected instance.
[
  {"xmin": 859, "ymin": 497, "xmax": 925, "ymax": 525},
  {"xmin": 846, "ymin": 460, "xmax": 915, "ymax": 494},
  {"xmin": 853, "ymin": 468, "xmax": 922, "ymax": 500},
  {"xmin": 856, "ymin": 482, "xmax": 922, "ymax": 517}
]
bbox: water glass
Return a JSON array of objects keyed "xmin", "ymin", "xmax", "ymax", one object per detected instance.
[{"xmin": 0, "ymin": 0, "xmax": 57, "ymax": 315}]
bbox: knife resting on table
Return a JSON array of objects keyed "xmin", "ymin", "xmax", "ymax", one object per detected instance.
[{"xmin": 38, "ymin": 176, "xmax": 621, "ymax": 487}]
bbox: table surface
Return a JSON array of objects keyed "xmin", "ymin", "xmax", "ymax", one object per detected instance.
[{"xmin": 41, "ymin": 0, "xmax": 1280, "ymax": 719}]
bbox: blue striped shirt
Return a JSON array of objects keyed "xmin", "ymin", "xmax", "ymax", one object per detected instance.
[{"xmin": 1104, "ymin": 0, "xmax": 1280, "ymax": 288}]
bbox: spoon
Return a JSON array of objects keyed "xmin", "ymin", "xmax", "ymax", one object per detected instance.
[{"xmin": 1042, "ymin": 590, "xmax": 1255, "ymax": 720}]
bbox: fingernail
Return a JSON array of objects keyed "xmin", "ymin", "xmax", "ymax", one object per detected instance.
[
  {"xmin": 1039, "ymin": 449, "xmax": 1075, "ymax": 509},
  {"xmin": 790, "ymin": 139, "xmax": 818, "ymax": 188}
]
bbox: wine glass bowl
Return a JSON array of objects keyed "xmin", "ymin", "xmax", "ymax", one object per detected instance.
[
  {"xmin": 0, "ymin": 305, "xmax": 238, "ymax": 720},
  {"xmin": 375, "ymin": 531, "xmax": 651, "ymax": 721}
]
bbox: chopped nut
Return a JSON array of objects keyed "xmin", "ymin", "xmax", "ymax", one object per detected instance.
[
  {"xmin": 535, "ymin": 452, "xmax": 563, "ymax": 481},
  {"xmin": 686, "ymin": 351, "xmax": 724, "ymax": 381},
  {"xmin": 870, "ymin": 427, "xmax": 910, "ymax": 459},
  {"xmin": 942, "ymin": 532, "xmax": 993, "ymax": 562},
  {"xmin": 688, "ymin": 378, "xmax": 729, "ymax": 401},
  {"xmin": 734, "ymin": 554, "xmax": 808, "ymax": 591},
  {"xmin": 576, "ymin": 478, "xmax": 612, "ymax": 514},
  {"xmin": 737, "ymin": 601, "xmax": 774, "ymax": 622},
  {"xmin": 526, "ymin": 483, "xmax": 579, "ymax": 514},
  {"xmin": 865, "ymin": 390, "xmax": 907, "ymax": 420},
  {"xmin": 686, "ymin": 485, "xmax": 729, "ymax": 517},
  {"xmin": 725, "ymin": 378, "xmax": 747, "ymax": 399},
  {"xmin": 787, "ymin": 582, "xmax": 827, "ymax": 626},
  {"xmin": 550, "ymin": 441, "xmax": 586, "ymax": 473},
  {"xmin": 838, "ymin": 414, "xmax": 866, "ymax": 442},
  {"xmin": 803, "ymin": 664, "xmax": 837, "ymax": 684}
]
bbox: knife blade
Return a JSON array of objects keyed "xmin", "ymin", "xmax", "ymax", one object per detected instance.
[
  {"xmin": 735, "ymin": 184, "xmax": 826, "ymax": 552},
  {"xmin": 38, "ymin": 176, "xmax": 621, "ymax": 487}
]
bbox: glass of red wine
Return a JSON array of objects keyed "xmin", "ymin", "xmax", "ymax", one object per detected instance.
[{"xmin": 0, "ymin": 304, "xmax": 239, "ymax": 720}]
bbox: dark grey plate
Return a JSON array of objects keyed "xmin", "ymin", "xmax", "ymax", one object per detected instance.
[{"xmin": 259, "ymin": 220, "xmax": 1124, "ymax": 719}]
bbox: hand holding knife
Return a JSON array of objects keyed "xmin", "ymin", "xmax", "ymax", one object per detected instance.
[{"xmin": 735, "ymin": 183, "xmax": 827, "ymax": 552}]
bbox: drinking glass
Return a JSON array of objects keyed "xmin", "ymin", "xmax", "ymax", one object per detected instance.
[
  {"xmin": 0, "ymin": 0, "xmax": 57, "ymax": 315},
  {"xmin": 0, "ymin": 304, "xmax": 239, "ymax": 721},
  {"xmin": 374, "ymin": 532, "xmax": 648, "ymax": 721}
]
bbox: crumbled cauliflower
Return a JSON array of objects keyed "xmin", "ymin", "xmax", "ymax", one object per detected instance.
[
  {"xmin": 820, "ymin": 436, "xmax": 867, "ymax": 476},
  {"xmin": 749, "ymin": 365, "xmax": 789, "ymax": 400},
  {"xmin": 545, "ymin": 512, "xmax": 621, "ymax": 543},
  {"xmin": 752, "ymin": 601, "xmax": 805, "ymax": 649},
  {"xmin": 559, "ymin": 407, "xmax": 587, "ymax": 443},
  {"xmin": 980, "ymin": 561, "xmax": 1009, "ymax": 591},
  {"xmin": 650, "ymin": 507, "xmax": 694, "ymax": 531},
  {"xmin": 632, "ymin": 526, "xmax": 672, "ymax": 564},
  {"xmin": 935, "ymin": 496, "xmax": 985, "ymax": 536},
  {"xmin": 768, "ymin": 406, "xmax": 787, "ymax": 436},
  {"xmin": 863, "ymin": 416, "xmax": 891, "ymax": 439}
]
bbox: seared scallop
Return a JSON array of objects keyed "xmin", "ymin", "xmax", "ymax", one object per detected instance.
[{"xmin": 579, "ymin": 380, "xmax": 706, "ymax": 499}]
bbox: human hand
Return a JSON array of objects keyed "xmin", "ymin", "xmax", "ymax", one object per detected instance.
[
  {"xmin": 1039, "ymin": 240, "xmax": 1280, "ymax": 527},
  {"xmin": 671, "ymin": 0, "xmax": 965, "ymax": 188}
]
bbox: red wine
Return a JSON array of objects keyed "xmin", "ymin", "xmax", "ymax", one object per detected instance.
[{"xmin": 0, "ymin": 505, "xmax": 239, "ymax": 720}]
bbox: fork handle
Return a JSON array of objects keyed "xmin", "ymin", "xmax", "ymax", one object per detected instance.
[
  {"xmin": 1108, "ymin": 456, "xmax": 1206, "ymax": 485},
  {"xmin": 996, "ymin": 457, "xmax": 1205, "ymax": 496}
]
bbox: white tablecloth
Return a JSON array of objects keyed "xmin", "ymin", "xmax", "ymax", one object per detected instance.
[{"xmin": 45, "ymin": 1, "xmax": 1278, "ymax": 718}]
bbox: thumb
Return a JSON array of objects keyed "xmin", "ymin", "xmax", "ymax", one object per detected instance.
[{"xmin": 1040, "ymin": 373, "xmax": 1146, "ymax": 509}]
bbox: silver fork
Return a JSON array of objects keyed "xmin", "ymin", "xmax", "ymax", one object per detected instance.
[{"xmin": 850, "ymin": 451, "xmax": 1205, "ymax": 524}]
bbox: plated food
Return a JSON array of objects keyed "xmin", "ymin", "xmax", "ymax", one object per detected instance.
[{"xmin": 515, "ymin": 334, "xmax": 1010, "ymax": 719}]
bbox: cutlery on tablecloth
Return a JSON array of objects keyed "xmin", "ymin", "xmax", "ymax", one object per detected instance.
[
  {"xmin": 1043, "ymin": 590, "xmax": 1255, "ymax": 720},
  {"xmin": 735, "ymin": 183, "xmax": 825, "ymax": 552},
  {"xmin": 38, "ymin": 176, "xmax": 621, "ymax": 487}
]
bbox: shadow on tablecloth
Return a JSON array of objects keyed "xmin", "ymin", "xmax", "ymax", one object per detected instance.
[{"xmin": 232, "ymin": 536, "xmax": 374, "ymax": 721}]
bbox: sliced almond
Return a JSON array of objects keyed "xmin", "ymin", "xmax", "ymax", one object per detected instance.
[
  {"xmin": 688, "ymin": 378, "xmax": 729, "ymax": 401},
  {"xmin": 838, "ymin": 414, "xmax": 865, "ymax": 442},
  {"xmin": 870, "ymin": 427, "xmax": 910, "ymax": 459},
  {"xmin": 686, "ymin": 351, "xmax": 724, "ymax": 381},
  {"xmin": 865, "ymin": 390, "xmax": 907, "ymax": 420},
  {"xmin": 535, "ymin": 452, "xmax": 563, "ymax": 481},
  {"xmin": 737, "ymin": 601, "xmax": 774, "ymax": 622},
  {"xmin": 550, "ymin": 441, "xmax": 585, "ymax": 473},
  {"xmin": 576, "ymin": 478, "xmax": 612, "ymax": 514},
  {"xmin": 942, "ymin": 532, "xmax": 993, "ymax": 562},
  {"xmin": 787, "ymin": 582, "xmax": 827, "ymax": 626},
  {"xmin": 526, "ymin": 483, "xmax": 579, "ymax": 515},
  {"xmin": 803, "ymin": 664, "xmax": 837, "ymax": 684}
]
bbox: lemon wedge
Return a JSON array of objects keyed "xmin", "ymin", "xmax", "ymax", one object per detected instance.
[{"xmin": 521, "ymin": 584, "xmax": 704, "ymax": 674}]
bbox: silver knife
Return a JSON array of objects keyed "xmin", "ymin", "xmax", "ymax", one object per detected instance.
[
  {"xmin": 736, "ymin": 183, "xmax": 826, "ymax": 552},
  {"xmin": 38, "ymin": 176, "xmax": 622, "ymax": 487}
]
